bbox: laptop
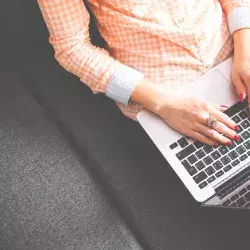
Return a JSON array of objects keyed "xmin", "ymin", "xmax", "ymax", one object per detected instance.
[{"xmin": 137, "ymin": 57, "xmax": 250, "ymax": 208}]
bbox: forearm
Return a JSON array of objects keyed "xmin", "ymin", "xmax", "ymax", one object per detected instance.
[
  {"xmin": 233, "ymin": 29, "xmax": 250, "ymax": 62},
  {"xmin": 38, "ymin": 0, "xmax": 143, "ymax": 106},
  {"xmin": 53, "ymin": 39, "xmax": 118, "ymax": 93}
]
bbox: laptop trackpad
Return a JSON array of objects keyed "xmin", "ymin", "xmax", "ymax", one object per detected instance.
[{"xmin": 183, "ymin": 69, "xmax": 239, "ymax": 107}]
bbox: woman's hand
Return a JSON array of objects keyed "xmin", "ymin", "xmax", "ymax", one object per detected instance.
[
  {"xmin": 157, "ymin": 94, "xmax": 239, "ymax": 146},
  {"xmin": 131, "ymin": 80, "xmax": 239, "ymax": 146},
  {"xmin": 232, "ymin": 29, "xmax": 250, "ymax": 102}
]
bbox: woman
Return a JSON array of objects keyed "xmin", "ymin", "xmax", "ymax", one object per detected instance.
[{"xmin": 38, "ymin": 0, "xmax": 250, "ymax": 146}]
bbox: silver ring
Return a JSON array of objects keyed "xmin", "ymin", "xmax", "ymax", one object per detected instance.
[{"xmin": 207, "ymin": 115, "xmax": 218, "ymax": 129}]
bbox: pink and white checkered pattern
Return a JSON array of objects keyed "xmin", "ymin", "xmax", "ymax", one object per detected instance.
[{"xmin": 38, "ymin": 0, "xmax": 250, "ymax": 120}]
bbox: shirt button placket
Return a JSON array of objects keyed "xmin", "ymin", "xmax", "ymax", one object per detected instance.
[
  {"xmin": 178, "ymin": 17, "xmax": 185, "ymax": 24},
  {"xmin": 196, "ymin": 32, "xmax": 210, "ymax": 73}
]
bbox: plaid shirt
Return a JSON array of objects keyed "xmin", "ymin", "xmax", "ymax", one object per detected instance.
[{"xmin": 38, "ymin": 0, "xmax": 250, "ymax": 120}]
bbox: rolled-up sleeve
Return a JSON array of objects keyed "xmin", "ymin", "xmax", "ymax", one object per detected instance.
[
  {"xmin": 37, "ymin": 0, "xmax": 143, "ymax": 105},
  {"xmin": 219, "ymin": 0, "xmax": 250, "ymax": 34}
]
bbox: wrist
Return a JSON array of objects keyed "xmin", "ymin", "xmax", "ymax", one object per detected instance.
[
  {"xmin": 233, "ymin": 28, "xmax": 250, "ymax": 43},
  {"xmin": 131, "ymin": 79, "xmax": 167, "ymax": 116},
  {"xmin": 233, "ymin": 29, "xmax": 250, "ymax": 60}
]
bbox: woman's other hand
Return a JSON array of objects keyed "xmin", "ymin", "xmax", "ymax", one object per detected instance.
[{"xmin": 233, "ymin": 29, "xmax": 250, "ymax": 103}]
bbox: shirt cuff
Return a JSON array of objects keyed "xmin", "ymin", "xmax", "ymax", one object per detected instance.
[
  {"xmin": 106, "ymin": 64, "xmax": 144, "ymax": 105},
  {"xmin": 227, "ymin": 7, "xmax": 250, "ymax": 35}
]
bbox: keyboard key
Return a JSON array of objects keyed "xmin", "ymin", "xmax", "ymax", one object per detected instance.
[
  {"xmin": 230, "ymin": 202, "xmax": 237, "ymax": 207},
  {"xmin": 169, "ymin": 142, "xmax": 178, "ymax": 149},
  {"xmin": 199, "ymin": 181, "xmax": 207, "ymax": 189},
  {"xmin": 239, "ymin": 188, "xmax": 247, "ymax": 196},
  {"xmin": 205, "ymin": 166, "xmax": 215, "ymax": 176},
  {"xmin": 187, "ymin": 154, "xmax": 198, "ymax": 164},
  {"xmin": 245, "ymin": 202, "xmax": 250, "ymax": 207},
  {"xmin": 228, "ymin": 150, "xmax": 238, "ymax": 160},
  {"xmin": 193, "ymin": 171, "xmax": 207, "ymax": 184},
  {"xmin": 203, "ymin": 156, "xmax": 213, "ymax": 165},
  {"xmin": 248, "ymin": 151, "xmax": 250, "ymax": 156},
  {"xmin": 241, "ymin": 119, "xmax": 250, "ymax": 129},
  {"xmin": 213, "ymin": 161, "xmax": 223, "ymax": 170},
  {"xmin": 236, "ymin": 145, "xmax": 246, "ymax": 155},
  {"xmin": 244, "ymin": 141, "xmax": 250, "ymax": 150},
  {"xmin": 218, "ymin": 146, "xmax": 229, "ymax": 155},
  {"xmin": 232, "ymin": 159, "xmax": 240, "ymax": 167},
  {"xmin": 242, "ymin": 131, "xmax": 250, "ymax": 140},
  {"xmin": 177, "ymin": 137, "xmax": 189, "ymax": 148},
  {"xmin": 181, "ymin": 160, "xmax": 198, "ymax": 176},
  {"xmin": 211, "ymin": 151, "xmax": 221, "ymax": 160},
  {"xmin": 207, "ymin": 176, "xmax": 216, "ymax": 183},
  {"xmin": 247, "ymin": 184, "xmax": 250, "ymax": 190},
  {"xmin": 195, "ymin": 149, "xmax": 206, "ymax": 159},
  {"xmin": 221, "ymin": 155, "xmax": 231, "ymax": 165},
  {"xmin": 232, "ymin": 115, "xmax": 241, "ymax": 123},
  {"xmin": 237, "ymin": 125, "xmax": 244, "ymax": 134},
  {"xmin": 193, "ymin": 141, "xmax": 204, "ymax": 149},
  {"xmin": 237, "ymin": 197, "xmax": 246, "ymax": 206},
  {"xmin": 245, "ymin": 192, "xmax": 250, "ymax": 202},
  {"xmin": 223, "ymin": 165, "xmax": 232, "ymax": 172},
  {"xmin": 239, "ymin": 110, "xmax": 248, "ymax": 119},
  {"xmin": 231, "ymin": 193, "xmax": 239, "ymax": 202},
  {"xmin": 235, "ymin": 136, "xmax": 244, "ymax": 145},
  {"xmin": 176, "ymin": 145, "xmax": 196, "ymax": 161},
  {"xmin": 203, "ymin": 145, "xmax": 214, "ymax": 154},
  {"xmin": 240, "ymin": 154, "xmax": 248, "ymax": 161},
  {"xmin": 222, "ymin": 199, "xmax": 231, "ymax": 206},
  {"xmin": 215, "ymin": 170, "xmax": 224, "ymax": 178},
  {"xmin": 224, "ymin": 101, "xmax": 248, "ymax": 117},
  {"xmin": 195, "ymin": 161, "xmax": 206, "ymax": 170},
  {"xmin": 227, "ymin": 141, "xmax": 236, "ymax": 150}
]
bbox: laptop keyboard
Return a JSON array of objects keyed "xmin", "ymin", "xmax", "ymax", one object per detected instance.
[
  {"xmin": 222, "ymin": 184, "xmax": 250, "ymax": 207},
  {"xmin": 169, "ymin": 101, "xmax": 250, "ymax": 190}
]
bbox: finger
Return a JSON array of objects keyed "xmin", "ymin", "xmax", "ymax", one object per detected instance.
[
  {"xmin": 210, "ymin": 119, "xmax": 239, "ymax": 141},
  {"xmin": 195, "ymin": 123, "xmax": 232, "ymax": 145},
  {"xmin": 196, "ymin": 112, "xmax": 210, "ymax": 125},
  {"xmin": 211, "ymin": 106, "xmax": 238, "ymax": 131},
  {"xmin": 232, "ymin": 70, "xmax": 247, "ymax": 102},
  {"xmin": 189, "ymin": 130, "xmax": 216, "ymax": 146}
]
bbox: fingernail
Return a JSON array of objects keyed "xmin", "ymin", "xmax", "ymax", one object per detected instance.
[
  {"xmin": 239, "ymin": 93, "xmax": 246, "ymax": 102},
  {"xmin": 234, "ymin": 125, "xmax": 239, "ymax": 131},
  {"xmin": 234, "ymin": 134, "xmax": 240, "ymax": 141},
  {"xmin": 220, "ymin": 105, "xmax": 229, "ymax": 108},
  {"xmin": 226, "ymin": 140, "xmax": 233, "ymax": 146}
]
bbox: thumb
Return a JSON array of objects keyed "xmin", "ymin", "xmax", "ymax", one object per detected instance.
[
  {"xmin": 232, "ymin": 69, "xmax": 247, "ymax": 102},
  {"xmin": 213, "ymin": 104, "xmax": 229, "ymax": 112}
]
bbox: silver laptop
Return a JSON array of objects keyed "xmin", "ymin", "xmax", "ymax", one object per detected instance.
[{"xmin": 137, "ymin": 57, "xmax": 250, "ymax": 208}]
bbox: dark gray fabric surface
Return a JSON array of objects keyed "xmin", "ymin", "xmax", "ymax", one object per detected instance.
[{"xmin": 0, "ymin": 68, "xmax": 141, "ymax": 250}]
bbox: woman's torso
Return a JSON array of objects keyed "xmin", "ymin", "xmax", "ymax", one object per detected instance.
[{"xmin": 87, "ymin": 0, "xmax": 233, "ymax": 119}]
